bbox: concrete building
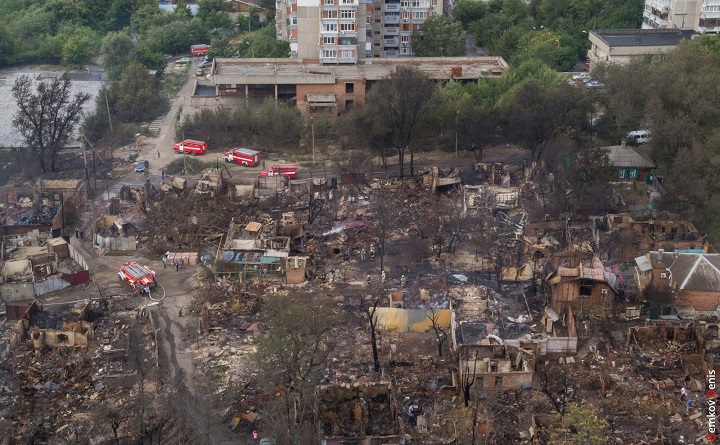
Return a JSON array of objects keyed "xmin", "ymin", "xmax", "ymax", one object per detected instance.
[
  {"xmin": 208, "ymin": 56, "xmax": 507, "ymax": 118},
  {"xmin": 275, "ymin": 0, "xmax": 443, "ymax": 63},
  {"xmin": 642, "ymin": 0, "xmax": 720, "ymax": 32},
  {"xmin": 587, "ymin": 29, "xmax": 693, "ymax": 67}
]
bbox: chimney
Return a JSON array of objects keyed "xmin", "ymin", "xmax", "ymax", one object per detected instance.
[{"xmin": 658, "ymin": 248, "xmax": 664, "ymax": 262}]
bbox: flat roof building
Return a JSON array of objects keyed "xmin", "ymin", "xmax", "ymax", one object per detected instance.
[
  {"xmin": 587, "ymin": 29, "xmax": 694, "ymax": 67},
  {"xmin": 209, "ymin": 56, "xmax": 508, "ymax": 118}
]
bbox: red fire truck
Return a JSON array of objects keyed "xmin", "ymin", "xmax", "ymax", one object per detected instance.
[
  {"xmin": 173, "ymin": 139, "xmax": 208, "ymax": 156},
  {"xmin": 261, "ymin": 164, "xmax": 299, "ymax": 179},
  {"xmin": 190, "ymin": 44, "xmax": 210, "ymax": 56},
  {"xmin": 118, "ymin": 262, "xmax": 156, "ymax": 290},
  {"xmin": 223, "ymin": 148, "xmax": 260, "ymax": 166}
]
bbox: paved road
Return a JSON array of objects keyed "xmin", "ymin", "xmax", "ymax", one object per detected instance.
[{"xmin": 466, "ymin": 32, "xmax": 488, "ymax": 57}]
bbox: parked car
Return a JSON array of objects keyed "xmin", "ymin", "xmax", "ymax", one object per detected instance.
[
  {"xmin": 625, "ymin": 130, "xmax": 651, "ymax": 144},
  {"xmin": 176, "ymin": 57, "xmax": 191, "ymax": 65},
  {"xmin": 134, "ymin": 160, "xmax": 149, "ymax": 172},
  {"xmin": 572, "ymin": 72, "xmax": 590, "ymax": 81},
  {"xmin": 585, "ymin": 80, "xmax": 606, "ymax": 89},
  {"xmin": 199, "ymin": 60, "xmax": 212, "ymax": 68},
  {"xmin": 196, "ymin": 69, "xmax": 204, "ymax": 76}
]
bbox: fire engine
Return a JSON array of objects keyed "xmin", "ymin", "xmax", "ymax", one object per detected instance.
[
  {"xmin": 118, "ymin": 262, "xmax": 156, "ymax": 289},
  {"xmin": 223, "ymin": 148, "xmax": 260, "ymax": 166},
  {"xmin": 173, "ymin": 139, "xmax": 208, "ymax": 156},
  {"xmin": 190, "ymin": 44, "xmax": 210, "ymax": 56},
  {"xmin": 261, "ymin": 164, "xmax": 299, "ymax": 179}
]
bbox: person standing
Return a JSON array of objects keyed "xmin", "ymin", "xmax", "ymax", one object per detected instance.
[
  {"xmin": 180, "ymin": 257, "xmax": 185, "ymax": 269},
  {"xmin": 162, "ymin": 256, "xmax": 167, "ymax": 268},
  {"xmin": 157, "ymin": 148, "xmax": 160, "ymax": 158},
  {"xmin": 175, "ymin": 260, "xmax": 179, "ymax": 271},
  {"xmin": 680, "ymin": 386, "xmax": 687, "ymax": 402}
]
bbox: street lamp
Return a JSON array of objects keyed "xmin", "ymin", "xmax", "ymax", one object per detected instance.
[{"xmin": 455, "ymin": 110, "xmax": 459, "ymax": 158}]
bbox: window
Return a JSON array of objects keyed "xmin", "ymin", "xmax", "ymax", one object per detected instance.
[
  {"xmin": 323, "ymin": 23, "xmax": 338, "ymax": 31},
  {"xmin": 323, "ymin": 37, "xmax": 335, "ymax": 44},
  {"xmin": 291, "ymin": 16, "xmax": 297, "ymax": 24},
  {"xmin": 400, "ymin": 0, "xmax": 409, "ymax": 6},
  {"xmin": 400, "ymin": 35, "xmax": 409, "ymax": 43},
  {"xmin": 431, "ymin": 0, "xmax": 437, "ymax": 5},
  {"xmin": 629, "ymin": 169, "xmax": 638, "ymax": 178},
  {"xmin": 411, "ymin": 0, "xmax": 420, "ymax": 6},
  {"xmin": 374, "ymin": 30, "xmax": 380, "ymax": 34},
  {"xmin": 412, "ymin": 11, "xmax": 425, "ymax": 19},
  {"xmin": 340, "ymin": 23, "xmax": 355, "ymax": 31},
  {"xmin": 321, "ymin": 49, "xmax": 337, "ymax": 58},
  {"xmin": 341, "ymin": 49, "xmax": 354, "ymax": 58},
  {"xmin": 340, "ymin": 10, "xmax": 355, "ymax": 18},
  {"xmin": 341, "ymin": 0, "xmax": 354, "ymax": 4},
  {"xmin": 661, "ymin": 273, "xmax": 668, "ymax": 279},
  {"xmin": 345, "ymin": 99, "xmax": 354, "ymax": 109},
  {"xmin": 374, "ymin": 42, "xmax": 380, "ymax": 46},
  {"xmin": 618, "ymin": 169, "xmax": 626, "ymax": 179},
  {"xmin": 323, "ymin": 10, "xmax": 338, "ymax": 18},
  {"xmin": 338, "ymin": 37, "xmax": 356, "ymax": 45},
  {"xmin": 324, "ymin": 0, "xmax": 334, "ymax": 4},
  {"xmin": 401, "ymin": 11, "xmax": 410, "ymax": 19},
  {"xmin": 400, "ymin": 46, "xmax": 410, "ymax": 54},
  {"xmin": 345, "ymin": 82, "xmax": 354, "ymax": 93}
]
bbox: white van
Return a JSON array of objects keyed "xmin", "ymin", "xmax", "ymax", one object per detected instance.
[{"xmin": 625, "ymin": 130, "xmax": 651, "ymax": 144}]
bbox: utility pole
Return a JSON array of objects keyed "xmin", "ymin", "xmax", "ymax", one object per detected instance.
[
  {"xmin": 104, "ymin": 90, "xmax": 113, "ymax": 135},
  {"xmin": 311, "ymin": 118, "xmax": 315, "ymax": 164},
  {"xmin": 455, "ymin": 110, "xmax": 459, "ymax": 158}
]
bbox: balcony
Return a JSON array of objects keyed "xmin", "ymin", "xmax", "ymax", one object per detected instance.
[
  {"xmin": 383, "ymin": 50, "xmax": 398, "ymax": 57},
  {"xmin": 383, "ymin": 37, "xmax": 399, "ymax": 46},
  {"xmin": 384, "ymin": 3, "xmax": 400, "ymax": 11},
  {"xmin": 384, "ymin": 15, "xmax": 400, "ymax": 23},
  {"xmin": 384, "ymin": 26, "xmax": 400, "ymax": 35}
]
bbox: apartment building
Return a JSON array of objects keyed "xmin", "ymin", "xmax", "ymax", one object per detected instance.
[
  {"xmin": 643, "ymin": 0, "xmax": 720, "ymax": 33},
  {"xmin": 276, "ymin": 0, "xmax": 443, "ymax": 63}
]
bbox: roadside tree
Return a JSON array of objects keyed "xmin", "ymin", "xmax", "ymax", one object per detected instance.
[{"xmin": 11, "ymin": 76, "xmax": 90, "ymax": 174}]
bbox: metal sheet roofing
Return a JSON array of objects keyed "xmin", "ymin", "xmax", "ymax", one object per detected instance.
[
  {"xmin": 668, "ymin": 253, "xmax": 720, "ymax": 291},
  {"xmin": 592, "ymin": 29, "xmax": 693, "ymax": 47}
]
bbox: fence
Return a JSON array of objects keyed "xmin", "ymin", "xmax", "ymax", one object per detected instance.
[{"xmin": 94, "ymin": 234, "xmax": 137, "ymax": 251}]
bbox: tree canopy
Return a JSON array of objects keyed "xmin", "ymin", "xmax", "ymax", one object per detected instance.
[{"xmin": 411, "ymin": 16, "xmax": 466, "ymax": 57}]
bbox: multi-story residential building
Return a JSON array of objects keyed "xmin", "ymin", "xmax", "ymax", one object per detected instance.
[
  {"xmin": 276, "ymin": 0, "xmax": 442, "ymax": 63},
  {"xmin": 643, "ymin": 0, "xmax": 720, "ymax": 33}
]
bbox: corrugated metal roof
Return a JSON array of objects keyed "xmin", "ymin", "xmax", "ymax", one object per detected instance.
[
  {"xmin": 669, "ymin": 253, "xmax": 720, "ymax": 291},
  {"xmin": 635, "ymin": 255, "xmax": 652, "ymax": 272}
]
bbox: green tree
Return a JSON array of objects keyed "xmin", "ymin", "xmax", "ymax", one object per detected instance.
[
  {"xmin": 101, "ymin": 31, "xmax": 136, "ymax": 80},
  {"xmin": 362, "ymin": 67, "xmax": 437, "ymax": 178},
  {"xmin": 411, "ymin": 16, "xmax": 466, "ymax": 57},
  {"xmin": 60, "ymin": 26, "xmax": 98, "ymax": 65},
  {"xmin": 197, "ymin": 0, "xmax": 232, "ymax": 29},
  {"xmin": 11, "ymin": 76, "xmax": 91, "ymax": 173},
  {"xmin": 453, "ymin": 0, "xmax": 488, "ymax": 28},
  {"xmin": 173, "ymin": 0, "xmax": 193, "ymax": 19},
  {"xmin": 243, "ymin": 26, "xmax": 290, "ymax": 58},
  {"xmin": 0, "ymin": 25, "xmax": 16, "ymax": 66},
  {"xmin": 547, "ymin": 401, "xmax": 609, "ymax": 445},
  {"xmin": 109, "ymin": 63, "xmax": 167, "ymax": 123}
]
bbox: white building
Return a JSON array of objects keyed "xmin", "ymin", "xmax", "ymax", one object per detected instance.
[{"xmin": 643, "ymin": 0, "xmax": 720, "ymax": 33}]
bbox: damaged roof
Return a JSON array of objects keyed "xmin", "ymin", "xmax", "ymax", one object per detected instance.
[{"xmin": 668, "ymin": 253, "xmax": 720, "ymax": 291}]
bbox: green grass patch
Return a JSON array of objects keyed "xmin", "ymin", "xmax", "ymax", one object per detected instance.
[{"xmin": 164, "ymin": 157, "xmax": 217, "ymax": 175}]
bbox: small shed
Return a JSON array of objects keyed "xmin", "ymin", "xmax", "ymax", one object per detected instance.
[
  {"xmin": 46, "ymin": 237, "xmax": 69, "ymax": 260},
  {"xmin": 604, "ymin": 143, "xmax": 656, "ymax": 180}
]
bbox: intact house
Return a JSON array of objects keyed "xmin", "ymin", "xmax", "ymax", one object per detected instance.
[
  {"xmin": 637, "ymin": 251, "xmax": 720, "ymax": 312},
  {"xmin": 546, "ymin": 251, "xmax": 621, "ymax": 316},
  {"xmin": 587, "ymin": 29, "xmax": 694, "ymax": 68},
  {"xmin": 604, "ymin": 142, "xmax": 656, "ymax": 181}
]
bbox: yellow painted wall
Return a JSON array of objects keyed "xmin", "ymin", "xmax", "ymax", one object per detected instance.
[{"xmin": 374, "ymin": 308, "xmax": 451, "ymax": 332}]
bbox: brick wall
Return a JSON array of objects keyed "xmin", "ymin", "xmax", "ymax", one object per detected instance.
[
  {"xmin": 678, "ymin": 289, "xmax": 720, "ymax": 311},
  {"xmin": 296, "ymin": 78, "xmax": 366, "ymax": 117}
]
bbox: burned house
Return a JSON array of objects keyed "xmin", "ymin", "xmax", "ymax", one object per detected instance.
[
  {"xmin": 315, "ymin": 382, "xmax": 401, "ymax": 445},
  {"xmin": 458, "ymin": 344, "xmax": 535, "ymax": 391},
  {"xmin": 13, "ymin": 300, "xmax": 94, "ymax": 352},
  {"xmin": 546, "ymin": 251, "xmax": 620, "ymax": 315},
  {"xmin": 608, "ymin": 213, "xmax": 704, "ymax": 253},
  {"xmin": 1, "ymin": 233, "xmax": 90, "ymax": 317},
  {"xmin": 219, "ymin": 219, "xmax": 291, "ymax": 279},
  {"xmin": 462, "ymin": 185, "xmax": 520, "ymax": 214}
]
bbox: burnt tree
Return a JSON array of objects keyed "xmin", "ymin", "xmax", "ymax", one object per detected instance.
[
  {"xmin": 427, "ymin": 307, "xmax": 448, "ymax": 357},
  {"xmin": 359, "ymin": 293, "xmax": 381, "ymax": 373},
  {"xmin": 11, "ymin": 75, "xmax": 91, "ymax": 173},
  {"xmin": 369, "ymin": 189, "xmax": 407, "ymax": 273}
]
